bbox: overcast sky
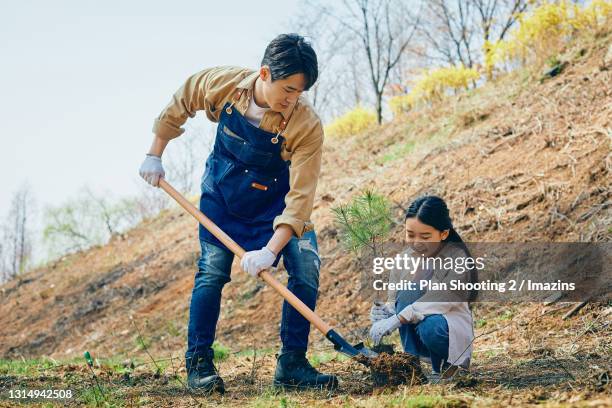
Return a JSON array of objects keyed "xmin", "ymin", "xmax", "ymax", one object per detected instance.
[{"xmin": 1, "ymin": 0, "xmax": 303, "ymax": 218}]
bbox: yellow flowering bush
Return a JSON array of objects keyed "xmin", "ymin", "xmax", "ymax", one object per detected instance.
[
  {"xmin": 389, "ymin": 65, "xmax": 480, "ymax": 114},
  {"xmin": 484, "ymin": 0, "xmax": 612, "ymax": 75},
  {"xmin": 569, "ymin": 0, "xmax": 612, "ymax": 30},
  {"xmin": 389, "ymin": 94, "xmax": 416, "ymax": 116},
  {"xmin": 325, "ymin": 106, "xmax": 377, "ymax": 138}
]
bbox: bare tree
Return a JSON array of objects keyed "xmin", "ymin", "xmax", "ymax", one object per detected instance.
[
  {"xmin": 1, "ymin": 184, "xmax": 34, "ymax": 282},
  {"xmin": 473, "ymin": 0, "xmax": 528, "ymax": 44},
  {"xmin": 132, "ymin": 122, "xmax": 213, "ymax": 222},
  {"xmin": 43, "ymin": 196, "xmax": 100, "ymax": 257},
  {"xmin": 37, "ymin": 123, "xmax": 213, "ymax": 262},
  {"xmin": 0, "ymin": 239, "xmax": 6, "ymax": 283},
  {"xmin": 326, "ymin": 0, "xmax": 422, "ymax": 124},
  {"xmin": 289, "ymin": 2, "xmax": 356, "ymax": 121},
  {"xmin": 420, "ymin": 0, "xmax": 528, "ymax": 69},
  {"xmin": 164, "ymin": 123, "xmax": 213, "ymax": 196},
  {"xmin": 347, "ymin": 40, "xmax": 368, "ymax": 107},
  {"xmin": 422, "ymin": 0, "xmax": 477, "ymax": 67},
  {"xmin": 43, "ymin": 188, "xmax": 140, "ymax": 259},
  {"xmin": 81, "ymin": 187, "xmax": 141, "ymax": 237},
  {"xmin": 133, "ymin": 182, "xmax": 171, "ymax": 220}
]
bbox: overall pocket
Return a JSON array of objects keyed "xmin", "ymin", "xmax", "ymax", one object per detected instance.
[
  {"xmin": 216, "ymin": 161, "xmax": 281, "ymax": 221},
  {"xmin": 220, "ymin": 125, "xmax": 273, "ymax": 168},
  {"xmin": 201, "ymin": 156, "xmax": 216, "ymax": 193}
]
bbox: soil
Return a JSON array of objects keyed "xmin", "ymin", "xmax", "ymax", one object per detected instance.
[{"xmin": 366, "ymin": 352, "xmax": 427, "ymax": 387}]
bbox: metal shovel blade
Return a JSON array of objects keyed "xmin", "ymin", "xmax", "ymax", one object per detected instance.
[{"xmin": 326, "ymin": 329, "xmax": 379, "ymax": 363}]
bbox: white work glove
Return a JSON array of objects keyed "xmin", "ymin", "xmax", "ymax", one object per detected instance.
[
  {"xmin": 240, "ymin": 246, "xmax": 277, "ymax": 277},
  {"xmin": 369, "ymin": 315, "xmax": 402, "ymax": 346},
  {"xmin": 370, "ymin": 302, "xmax": 395, "ymax": 323},
  {"xmin": 397, "ymin": 305, "xmax": 425, "ymax": 324},
  {"xmin": 139, "ymin": 154, "xmax": 165, "ymax": 187}
]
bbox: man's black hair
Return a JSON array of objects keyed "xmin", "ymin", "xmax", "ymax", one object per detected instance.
[{"xmin": 261, "ymin": 33, "xmax": 318, "ymax": 91}]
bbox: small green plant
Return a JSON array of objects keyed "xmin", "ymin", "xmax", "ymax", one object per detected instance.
[
  {"xmin": 250, "ymin": 386, "xmax": 288, "ymax": 408},
  {"xmin": 397, "ymin": 394, "xmax": 464, "ymax": 408},
  {"xmin": 166, "ymin": 320, "xmax": 181, "ymax": 337},
  {"xmin": 546, "ymin": 54, "xmax": 561, "ymax": 68},
  {"xmin": 83, "ymin": 351, "xmax": 108, "ymax": 405},
  {"xmin": 308, "ymin": 351, "xmax": 349, "ymax": 368},
  {"xmin": 377, "ymin": 141, "xmax": 415, "ymax": 164},
  {"xmin": 134, "ymin": 335, "xmax": 151, "ymax": 350},
  {"xmin": 236, "ymin": 347, "xmax": 274, "ymax": 357},
  {"xmin": 0, "ymin": 358, "xmax": 60, "ymax": 376},
  {"xmin": 79, "ymin": 384, "xmax": 124, "ymax": 407},
  {"xmin": 332, "ymin": 190, "xmax": 394, "ymax": 260},
  {"xmin": 483, "ymin": 348, "xmax": 502, "ymax": 358},
  {"xmin": 212, "ymin": 342, "xmax": 230, "ymax": 361}
]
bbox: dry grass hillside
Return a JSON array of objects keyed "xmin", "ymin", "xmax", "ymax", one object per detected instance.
[{"xmin": 1, "ymin": 31, "xmax": 610, "ymax": 407}]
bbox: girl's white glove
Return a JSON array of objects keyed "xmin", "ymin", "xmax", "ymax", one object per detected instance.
[
  {"xmin": 370, "ymin": 303, "xmax": 395, "ymax": 322},
  {"xmin": 139, "ymin": 154, "xmax": 165, "ymax": 187},
  {"xmin": 369, "ymin": 315, "xmax": 402, "ymax": 345},
  {"xmin": 397, "ymin": 305, "xmax": 425, "ymax": 324}
]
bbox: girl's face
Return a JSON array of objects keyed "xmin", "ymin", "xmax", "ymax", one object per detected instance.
[{"xmin": 405, "ymin": 217, "xmax": 449, "ymax": 257}]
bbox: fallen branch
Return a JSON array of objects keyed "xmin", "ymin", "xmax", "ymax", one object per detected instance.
[{"xmin": 563, "ymin": 300, "xmax": 589, "ymax": 320}]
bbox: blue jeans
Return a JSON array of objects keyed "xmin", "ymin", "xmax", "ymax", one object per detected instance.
[
  {"xmin": 185, "ymin": 231, "xmax": 321, "ymax": 360},
  {"xmin": 395, "ymin": 288, "xmax": 450, "ymax": 373}
]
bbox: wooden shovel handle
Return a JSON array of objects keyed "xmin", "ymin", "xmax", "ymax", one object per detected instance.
[{"xmin": 158, "ymin": 178, "xmax": 332, "ymax": 335}]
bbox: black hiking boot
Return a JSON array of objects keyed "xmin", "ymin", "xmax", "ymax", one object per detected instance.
[
  {"xmin": 186, "ymin": 349, "xmax": 225, "ymax": 393},
  {"xmin": 273, "ymin": 350, "xmax": 338, "ymax": 390}
]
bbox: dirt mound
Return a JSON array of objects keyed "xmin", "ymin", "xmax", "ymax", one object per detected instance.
[{"xmin": 367, "ymin": 352, "xmax": 427, "ymax": 387}]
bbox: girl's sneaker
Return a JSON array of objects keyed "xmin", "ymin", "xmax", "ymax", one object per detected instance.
[
  {"xmin": 427, "ymin": 364, "xmax": 459, "ymax": 384},
  {"xmin": 440, "ymin": 363, "xmax": 459, "ymax": 379},
  {"xmin": 427, "ymin": 371, "xmax": 442, "ymax": 384}
]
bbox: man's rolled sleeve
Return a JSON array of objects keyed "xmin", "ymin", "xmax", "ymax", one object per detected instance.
[
  {"xmin": 273, "ymin": 122, "xmax": 323, "ymax": 238},
  {"xmin": 152, "ymin": 68, "xmax": 215, "ymax": 141}
]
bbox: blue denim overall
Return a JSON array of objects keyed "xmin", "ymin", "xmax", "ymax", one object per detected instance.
[
  {"xmin": 198, "ymin": 94, "xmax": 290, "ymax": 252},
  {"xmin": 186, "ymin": 92, "xmax": 321, "ymax": 361}
]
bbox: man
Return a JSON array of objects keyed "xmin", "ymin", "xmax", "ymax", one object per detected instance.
[{"xmin": 139, "ymin": 34, "xmax": 337, "ymax": 393}]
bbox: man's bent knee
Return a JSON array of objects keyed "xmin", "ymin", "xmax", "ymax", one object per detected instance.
[{"xmin": 194, "ymin": 242, "xmax": 233, "ymax": 290}]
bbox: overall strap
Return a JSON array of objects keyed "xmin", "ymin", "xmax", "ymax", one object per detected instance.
[
  {"xmin": 226, "ymin": 87, "xmax": 296, "ymax": 145},
  {"xmin": 272, "ymin": 101, "xmax": 297, "ymax": 144},
  {"xmin": 225, "ymin": 89, "xmax": 245, "ymax": 114}
]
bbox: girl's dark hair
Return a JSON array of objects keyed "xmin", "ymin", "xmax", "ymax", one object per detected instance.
[
  {"xmin": 261, "ymin": 33, "xmax": 318, "ymax": 90},
  {"xmin": 405, "ymin": 195, "xmax": 478, "ymax": 302}
]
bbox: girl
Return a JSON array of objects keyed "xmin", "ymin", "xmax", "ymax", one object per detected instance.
[{"xmin": 369, "ymin": 195, "xmax": 476, "ymax": 382}]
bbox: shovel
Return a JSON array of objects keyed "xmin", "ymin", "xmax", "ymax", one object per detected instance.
[{"xmin": 158, "ymin": 179, "xmax": 378, "ymax": 364}]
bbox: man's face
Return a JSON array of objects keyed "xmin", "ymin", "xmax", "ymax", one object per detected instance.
[{"xmin": 259, "ymin": 66, "xmax": 306, "ymax": 112}]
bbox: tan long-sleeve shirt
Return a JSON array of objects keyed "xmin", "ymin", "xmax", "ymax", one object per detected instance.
[{"xmin": 152, "ymin": 66, "xmax": 324, "ymax": 237}]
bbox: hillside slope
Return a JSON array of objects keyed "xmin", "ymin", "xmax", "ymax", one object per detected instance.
[{"xmin": 1, "ymin": 32, "xmax": 610, "ymax": 368}]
